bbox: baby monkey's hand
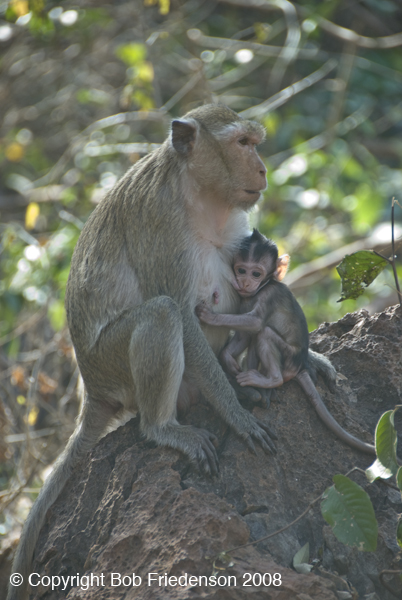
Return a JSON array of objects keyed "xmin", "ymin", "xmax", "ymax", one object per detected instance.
[{"xmin": 195, "ymin": 302, "xmax": 217, "ymax": 325}]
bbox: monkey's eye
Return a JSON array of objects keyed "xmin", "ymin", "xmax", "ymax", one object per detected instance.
[
  {"xmin": 237, "ymin": 268, "xmax": 246, "ymax": 275},
  {"xmin": 252, "ymin": 271, "xmax": 262, "ymax": 278},
  {"xmin": 238, "ymin": 137, "xmax": 248, "ymax": 146}
]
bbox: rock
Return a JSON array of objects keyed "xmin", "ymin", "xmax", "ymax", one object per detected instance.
[{"xmin": 21, "ymin": 307, "xmax": 402, "ymax": 598}]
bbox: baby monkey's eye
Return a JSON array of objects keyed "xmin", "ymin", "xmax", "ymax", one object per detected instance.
[
  {"xmin": 237, "ymin": 267, "xmax": 246, "ymax": 274},
  {"xmin": 252, "ymin": 271, "xmax": 261, "ymax": 278}
]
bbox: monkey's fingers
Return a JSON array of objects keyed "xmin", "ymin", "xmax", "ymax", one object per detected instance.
[
  {"xmin": 259, "ymin": 388, "xmax": 272, "ymax": 409},
  {"xmin": 194, "ymin": 428, "xmax": 220, "ymax": 476},
  {"xmin": 257, "ymin": 419, "xmax": 278, "ymax": 441},
  {"xmin": 244, "ymin": 435, "xmax": 257, "ymax": 455},
  {"xmin": 251, "ymin": 421, "xmax": 277, "ymax": 454}
]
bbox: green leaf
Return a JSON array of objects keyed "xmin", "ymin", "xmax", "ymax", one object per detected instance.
[
  {"xmin": 397, "ymin": 518, "xmax": 402, "ymax": 549},
  {"xmin": 374, "ymin": 410, "xmax": 399, "ymax": 475},
  {"xmin": 336, "ymin": 250, "xmax": 388, "ymax": 301},
  {"xmin": 293, "ymin": 542, "xmax": 313, "ymax": 574},
  {"xmin": 321, "ymin": 475, "xmax": 378, "ymax": 552},
  {"xmin": 366, "ymin": 458, "xmax": 394, "ymax": 483},
  {"xmin": 396, "ymin": 467, "xmax": 402, "ymax": 492},
  {"xmin": 366, "ymin": 410, "xmax": 399, "ymax": 481}
]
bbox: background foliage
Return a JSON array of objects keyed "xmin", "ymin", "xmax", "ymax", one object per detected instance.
[{"xmin": 0, "ymin": 0, "xmax": 401, "ymax": 543}]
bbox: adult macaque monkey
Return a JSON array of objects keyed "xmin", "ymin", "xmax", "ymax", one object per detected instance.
[
  {"xmin": 197, "ymin": 229, "xmax": 375, "ymax": 455},
  {"xmin": 8, "ymin": 105, "xmax": 335, "ymax": 600}
]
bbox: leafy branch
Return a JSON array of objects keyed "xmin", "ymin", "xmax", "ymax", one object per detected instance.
[{"xmin": 337, "ymin": 199, "xmax": 402, "ymax": 306}]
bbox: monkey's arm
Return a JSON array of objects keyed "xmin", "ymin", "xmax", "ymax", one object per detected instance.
[
  {"xmin": 196, "ymin": 303, "xmax": 263, "ymax": 333},
  {"xmin": 182, "ymin": 307, "xmax": 277, "ymax": 454}
]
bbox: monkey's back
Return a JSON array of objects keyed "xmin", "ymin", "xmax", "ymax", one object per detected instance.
[{"xmin": 65, "ymin": 143, "xmax": 195, "ymax": 351}]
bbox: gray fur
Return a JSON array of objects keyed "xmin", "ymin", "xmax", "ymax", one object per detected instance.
[{"xmin": 8, "ymin": 105, "xmax": 275, "ymax": 600}]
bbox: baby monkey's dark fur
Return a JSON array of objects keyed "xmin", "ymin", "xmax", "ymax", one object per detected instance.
[{"xmin": 197, "ymin": 229, "xmax": 375, "ymax": 455}]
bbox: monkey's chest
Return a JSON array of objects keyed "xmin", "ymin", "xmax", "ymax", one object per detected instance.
[
  {"xmin": 196, "ymin": 247, "xmax": 239, "ymax": 354},
  {"xmin": 196, "ymin": 248, "xmax": 237, "ymax": 312}
]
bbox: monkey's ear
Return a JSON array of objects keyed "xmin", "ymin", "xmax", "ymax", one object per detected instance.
[
  {"xmin": 171, "ymin": 119, "xmax": 197, "ymax": 154},
  {"xmin": 274, "ymin": 254, "xmax": 290, "ymax": 281}
]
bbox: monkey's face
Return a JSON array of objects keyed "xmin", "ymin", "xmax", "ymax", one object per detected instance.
[
  {"xmin": 216, "ymin": 125, "xmax": 267, "ymax": 209},
  {"xmin": 232, "ymin": 259, "xmax": 271, "ymax": 297},
  {"xmin": 171, "ymin": 109, "xmax": 267, "ymax": 209}
]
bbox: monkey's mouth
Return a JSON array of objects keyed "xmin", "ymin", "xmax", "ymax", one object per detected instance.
[
  {"xmin": 238, "ymin": 289, "xmax": 257, "ymax": 297},
  {"xmin": 245, "ymin": 190, "xmax": 260, "ymax": 195}
]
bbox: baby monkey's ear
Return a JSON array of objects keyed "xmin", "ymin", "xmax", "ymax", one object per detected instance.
[{"xmin": 274, "ymin": 254, "xmax": 290, "ymax": 281}]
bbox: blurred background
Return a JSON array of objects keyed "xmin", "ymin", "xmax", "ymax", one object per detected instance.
[{"xmin": 0, "ymin": 0, "xmax": 401, "ymax": 554}]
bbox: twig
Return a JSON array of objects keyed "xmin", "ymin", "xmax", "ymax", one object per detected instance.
[
  {"xmin": 59, "ymin": 366, "xmax": 80, "ymax": 411},
  {"xmin": 0, "ymin": 309, "xmax": 46, "ymax": 348},
  {"xmin": 240, "ymin": 59, "xmax": 337, "ymax": 119},
  {"xmin": 391, "ymin": 199, "xmax": 402, "ymax": 306},
  {"xmin": 286, "ymin": 236, "xmax": 402, "ymax": 291},
  {"xmin": 345, "ymin": 466, "xmax": 400, "ymax": 491},
  {"xmin": 326, "ymin": 35, "xmax": 357, "ymax": 135},
  {"xmin": 161, "ymin": 69, "xmax": 206, "ymax": 112},
  {"xmin": 0, "ymin": 459, "xmax": 41, "ymax": 513},
  {"xmin": 22, "ymin": 339, "xmax": 58, "ymax": 457},
  {"xmin": 372, "ymin": 199, "xmax": 402, "ymax": 307},
  {"xmin": 219, "ymin": 0, "xmax": 402, "ymax": 49},
  {"xmin": 32, "ymin": 111, "xmax": 167, "ymax": 188},
  {"xmin": 316, "ymin": 16, "xmax": 402, "ymax": 49},
  {"xmin": 222, "ymin": 494, "xmax": 322, "ymax": 555},
  {"xmin": 268, "ymin": 103, "xmax": 373, "ymax": 167},
  {"xmin": 83, "ymin": 142, "xmax": 160, "ymax": 158},
  {"xmin": 187, "ymin": 28, "xmax": 323, "ymax": 60},
  {"xmin": 5, "ymin": 428, "xmax": 57, "ymax": 444},
  {"xmin": 266, "ymin": 0, "xmax": 301, "ymax": 92},
  {"xmin": 209, "ymin": 56, "xmax": 268, "ymax": 92}
]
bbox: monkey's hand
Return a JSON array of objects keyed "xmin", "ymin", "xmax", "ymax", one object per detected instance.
[{"xmin": 195, "ymin": 302, "xmax": 218, "ymax": 325}]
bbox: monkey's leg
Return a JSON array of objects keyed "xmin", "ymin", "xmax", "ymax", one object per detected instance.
[
  {"xmin": 244, "ymin": 339, "xmax": 272, "ymax": 408},
  {"xmin": 220, "ymin": 333, "xmax": 265, "ymax": 405},
  {"xmin": 237, "ymin": 328, "xmax": 286, "ymax": 388},
  {"xmin": 127, "ymin": 297, "xmax": 220, "ymax": 475},
  {"xmin": 182, "ymin": 307, "xmax": 277, "ymax": 455},
  {"xmin": 176, "ymin": 376, "xmax": 202, "ymax": 416},
  {"xmin": 295, "ymin": 370, "xmax": 375, "ymax": 455},
  {"xmin": 220, "ymin": 331, "xmax": 250, "ymax": 376}
]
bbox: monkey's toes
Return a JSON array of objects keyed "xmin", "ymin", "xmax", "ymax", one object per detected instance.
[
  {"xmin": 260, "ymin": 388, "xmax": 273, "ymax": 409},
  {"xmin": 258, "ymin": 419, "xmax": 278, "ymax": 441},
  {"xmin": 251, "ymin": 421, "xmax": 277, "ymax": 455},
  {"xmin": 192, "ymin": 428, "xmax": 220, "ymax": 476}
]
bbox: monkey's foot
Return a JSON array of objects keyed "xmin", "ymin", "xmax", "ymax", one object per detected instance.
[
  {"xmin": 147, "ymin": 423, "xmax": 219, "ymax": 477},
  {"xmin": 237, "ymin": 370, "xmax": 283, "ymax": 389},
  {"xmin": 235, "ymin": 411, "xmax": 278, "ymax": 455},
  {"xmin": 186, "ymin": 427, "xmax": 220, "ymax": 476},
  {"xmin": 260, "ymin": 388, "xmax": 275, "ymax": 409}
]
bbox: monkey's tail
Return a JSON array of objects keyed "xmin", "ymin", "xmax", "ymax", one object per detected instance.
[
  {"xmin": 295, "ymin": 370, "xmax": 375, "ymax": 455},
  {"xmin": 7, "ymin": 398, "xmax": 115, "ymax": 600},
  {"xmin": 308, "ymin": 349, "xmax": 337, "ymax": 393}
]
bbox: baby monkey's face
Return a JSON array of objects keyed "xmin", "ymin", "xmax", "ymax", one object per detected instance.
[
  {"xmin": 232, "ymin": 257, "xmax": 272, "ymax": 297},
  {"xmin": 231, "ymin": 249, "xmax": 290, "ymax": 298}
]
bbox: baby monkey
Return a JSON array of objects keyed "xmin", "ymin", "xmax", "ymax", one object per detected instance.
[{"xmin": 197, "ymin": 229, "xmax": 375, "ymax": 455}]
